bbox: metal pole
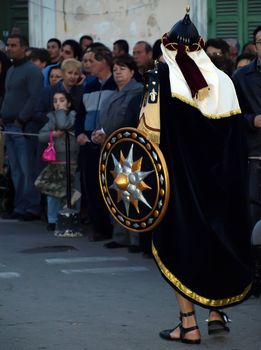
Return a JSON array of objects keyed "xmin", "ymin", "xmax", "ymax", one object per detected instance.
[{"xmin": 65, "ymin": 131, "xmax": 71, "ymax": 209}]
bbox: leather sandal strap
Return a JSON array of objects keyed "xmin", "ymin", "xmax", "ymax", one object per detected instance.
[
  {"xmin": 180, "ymin": 310, "xmax": 195, "ymax": 318},
  {"xmin": 180, "ymin": 324, "xmax": 199, "ymax": 335}
]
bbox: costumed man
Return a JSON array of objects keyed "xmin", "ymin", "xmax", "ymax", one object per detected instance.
[{"xmin": 148, "ymin": 9, "xmax": 253, "ymax": 344}]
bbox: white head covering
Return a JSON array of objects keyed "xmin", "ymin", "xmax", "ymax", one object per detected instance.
[{"xmin": 161, "ymin": 44, "xmax": 241, "ymax": 119}]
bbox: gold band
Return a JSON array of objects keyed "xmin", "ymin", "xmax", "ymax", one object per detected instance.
[
  {"xmin": 171, "ymin": 92, "xmax": 241, "ymax": 119},
  {"xmin": 162, "ymin": 33, "xmax": 205, "ymax": 52},
  {"xmin": 152, "ymin": 241, "xmax": 252, "ymax": 307}
]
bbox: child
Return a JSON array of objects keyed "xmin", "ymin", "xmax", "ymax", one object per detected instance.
[{"xmin": 35, "ymin": 91, "xmax": 80, "ymax": 231}]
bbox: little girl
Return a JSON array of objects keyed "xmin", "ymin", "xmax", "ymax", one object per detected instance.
[{"xmin": 35, "ymin": 91, "xmax": 80, "ymax": 231}]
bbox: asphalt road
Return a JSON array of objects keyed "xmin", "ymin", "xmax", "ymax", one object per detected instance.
[{"xmin": 0, "ymin": 219, "xmax": 260, "ymax": 350}]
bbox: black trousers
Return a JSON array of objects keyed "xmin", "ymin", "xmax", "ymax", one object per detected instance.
[
  {"xmin": 248, "ymin": 159, "xmax": 261, "ymax": 231},
  {"xmin": 78, "ymin": 143, "xmax": 112, "ymax": 235}
]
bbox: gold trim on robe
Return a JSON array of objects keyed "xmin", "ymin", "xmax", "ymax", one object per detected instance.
[
  {"xmin": 171, "ymin": 92, "xmax": 241, "ymax": 119},
  {"xmin": 152, "ymin": 242, "xmax": 252, "ymax": 307}
]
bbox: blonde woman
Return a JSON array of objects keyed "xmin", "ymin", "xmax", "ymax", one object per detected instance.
[{"xmin": 35, "ymin": 58, "xmax": 84, "ymax": 230}]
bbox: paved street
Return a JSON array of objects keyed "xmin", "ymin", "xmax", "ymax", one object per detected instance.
[{"xmin": 0, "ymin": 219, "xmax": 260, "ymax": 350}]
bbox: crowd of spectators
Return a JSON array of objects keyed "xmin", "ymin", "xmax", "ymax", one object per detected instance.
[{"xmin": 0, "ymin": 28, "xmax": 260, "ymax": 259}]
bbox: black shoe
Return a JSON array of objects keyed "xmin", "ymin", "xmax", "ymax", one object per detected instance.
[
  {"xmin": 208, "ymin": 310, "xmax": 230, "ymax": 335},
  {"xmin": 128, "ymin": 245, "xmax": 142, "ymax": 253},
  {"xmin": 159, "ymin": 325, "xmax": 201, "ymax": 344},
  {"xmin": 1, "ymin": 212, "xmax": 23, "ymax": 220},
  {"xmin": 104, "ymin": 241, "xmax": 128, "ymax": 249},
  {"xmin": 47, "ymin": 223, "xmax": 56, "ymax": 231},
  {"xmin": 143, "ymin": 251, "xmax": 153, "ymax": 259},
  {"xmin": 20, "ymin": 212, "xmax": 41, "ymax": 221},
  {"xmin": 90, "ymin": 232, "xmax": 111, "ymax": 242},
  {"xmin": 81, "ymin": 216, "xmax": 91, "ymax": 225},
  {"xmin": 160, "ymin": 311, "xmax": 201, "ymax": 344}
]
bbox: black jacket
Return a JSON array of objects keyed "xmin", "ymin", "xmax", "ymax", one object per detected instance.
[{"xmin": 233, "ymin": 58, "xmax": 261, "ymax": 155}]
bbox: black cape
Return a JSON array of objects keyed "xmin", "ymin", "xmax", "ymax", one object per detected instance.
[{"xmin": 152, "ymin": 63, "xmax": 253, "ymax": 309}]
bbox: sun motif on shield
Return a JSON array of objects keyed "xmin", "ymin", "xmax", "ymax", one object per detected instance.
[{"xmin": 110, "ymin": 144, "xmax": 154, "ymax": 216}]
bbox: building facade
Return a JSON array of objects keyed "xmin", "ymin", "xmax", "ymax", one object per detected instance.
[
  {"xmin": 1, "ymin": 0, "xmax": 206, "ymax": 50},
  {"xmin": 1, "ymin": 1, "xmax": 259, "ymax": 51}
]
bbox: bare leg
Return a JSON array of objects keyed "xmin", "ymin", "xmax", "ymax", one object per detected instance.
[{"xmin": 169, "ymin": 291, "xmax": 201, "ymax": 341}]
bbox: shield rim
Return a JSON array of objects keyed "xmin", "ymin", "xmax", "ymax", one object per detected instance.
[{"xmin": 99, "ymin": 127, "xmax": 170, "ymax": 232}]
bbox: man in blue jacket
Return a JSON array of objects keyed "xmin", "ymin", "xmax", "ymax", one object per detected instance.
[{"xmin": 0, "ymin": 34, "xmax": 43, "ymax": 220}]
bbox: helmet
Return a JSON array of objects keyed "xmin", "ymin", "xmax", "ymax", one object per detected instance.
[{"xmin": 165, "ymin": 6, "xmax": 201, "ymax": 46}]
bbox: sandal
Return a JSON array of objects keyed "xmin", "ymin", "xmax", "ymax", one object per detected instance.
[
  {"xmin": 159, "ymin": 310, "xmax": 201, "ymax": 344},
  {"xmin": 208, "ymin": 309, "xmax": 230, "ymax": 335}
]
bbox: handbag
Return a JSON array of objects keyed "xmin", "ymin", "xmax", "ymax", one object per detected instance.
[{"xmin": 42, "ymin": 131, "xmax": 56, "ymax": 162}]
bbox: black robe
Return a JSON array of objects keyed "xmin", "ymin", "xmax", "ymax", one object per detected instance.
[{"xmin": 152, "ymin": 63, "xmax": 253, "ymax": 309}]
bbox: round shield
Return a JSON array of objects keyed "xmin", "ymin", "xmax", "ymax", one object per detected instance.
[{"xmin": 99, "ymin": 127, "xmax": 170, "ymax": 232}]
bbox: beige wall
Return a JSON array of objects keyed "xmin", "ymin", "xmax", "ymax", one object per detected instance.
[{"xmin": 55, "ymin": 0, "xmax": 188, "ymax": 51}]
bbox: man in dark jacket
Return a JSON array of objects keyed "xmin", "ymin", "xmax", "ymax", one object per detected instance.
[
  {"xmin": 75, "ymin": 45, "xmax": 116, "ymax": 240},
  {"xmin": 233, "ymin": 26, "xmax": 261, "ymax": 230},
  {"xmin": 0, "ymin": 34, "xmax": 43, "ymax": 220}
]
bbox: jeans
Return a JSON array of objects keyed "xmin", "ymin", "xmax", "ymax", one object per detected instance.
[
  {"xmin": 47, "ymin": 172, "xmax": 81, "ymax": 224},
  {"xmin": 47, "ymin": 196, "xmax": 61, "ymax": 223},
  {"xmin": 4, "ymin": 123, "xmax": 41, "ymax": 215}
]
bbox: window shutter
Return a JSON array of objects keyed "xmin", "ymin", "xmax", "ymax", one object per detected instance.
[
  {"xmin": 9, "ymin": 0, "xmax": 29, "ymax": 36},
  {"xmin": 244, "ymin": 0, "xmax": 261, "ymax": 43},
  {"xmin": 208, "ymin": 0, "xmax": 241, "ymax": 39},
  {"xmin": 0, "ymin": 0, "xmax": 28, "ymax": 42},
  {"xmin": 215, "ymin": 0, "xmax": 240, "ymax": 39},
  {"xmin": 208, "ymin": 0, "xmax": 260, "ymax": 49}
]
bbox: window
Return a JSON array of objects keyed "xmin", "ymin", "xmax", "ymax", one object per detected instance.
[{"xmin": 207, "ymin": 0, "xmax": 261, "ymax": 49}]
